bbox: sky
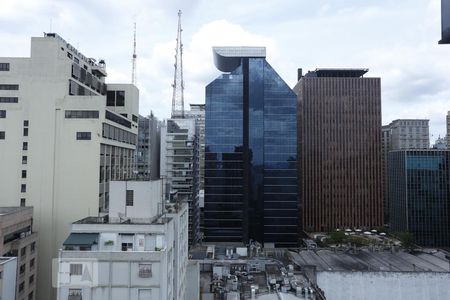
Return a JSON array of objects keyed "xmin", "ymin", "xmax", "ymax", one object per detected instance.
[{"xmin": 0, "ymin": 0, "xmax": 449, "ymax": 142}]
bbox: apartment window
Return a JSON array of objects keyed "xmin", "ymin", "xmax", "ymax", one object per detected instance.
[
  {"xmin": 138, "ymin": 264, "xmax": 152, "ymax": 278},
  {"xmin": 21, "ymin": 247, "xmax": 26, "ymax": 257},
  {"xmin": 22, "ymin": 170, "xmax": 27, "ymax": 178},
  {"xmin": 76, "ymin": 132, "xmax": 91, "ymax": 140},
  {"xmin": 121, "ymin": 242, "xmax": 133, "ymax": 251},
  {"xmin": 20, "ymin": 264, "xmax": 25, "ymax": 274},
  {"xmin": 29, "ymin": 274, "xmax": 34, "ymax": 284},
  {"xmin": 0, "ymin": 84, "xmax": 18, "ymax": 90},
  {"xmin": 21, "ymin": 184, "xmax": 26, "ymax": 193},
  {"xmin": 106, "ymin": 91, "xmax": 115, "ymax": 106},
  {"xmin": 19, "ymin": 282, "xmax": 24, "ymax": 292},
  {"xmin": 67, "ymin": 52, "xmax": 73, "ymax": 59},
  {"xmin": 20, "ymin": 198, "xmax": 26, "ymax": 207},
  {"xmin": 0, "ymin": 63, "xmax": 10, "ymax": 71},
  {"xmin": 68, "ymin": 289, "xmax": 82, "ymax": 299},
  {"xmin": 23, "ymin": 142, "xmax": 28, "ymax": 150},
  {"xmin": 0, "ymin": 131, "xmax": 4, "ymax": 139},
  {"xmin": 116, "ymin": 90, "xmax": 125, "ymax": 106},
  {"xmin": 28, "ymin": 291, "xmax": 33, "ymax": 300},
  {"xmin": 22, "ymin": 156, "xmax": 27, "ymax": 164},
  {"xmin": 30, "ymin": 258, "xmax": 35, "ymax": 269},
  {"xmin": 24, "ymin": 120, "xmax": 29, "ymax": 127},
  {"xmin": 0, "ymin": 97, "xmax": 18, "ymax": 103},
  {"xmin": 23, "ymin": 128, "xmax": 28, "ymax": 136},
  {"xmin": 30, "ymin": 242, "xmax": 36, "ymax": 253},
  {"xmin": 0, "ymin": 110, "xmax": 5, "ymax": 118},
  {"xmin": 65, "ymin": 110, "xmax": 99, "ymax": 119},
  {"xmin": 126, "ymin": 190, "xmax": 134, "ymax": 206},
  {"xmin": 132, "ymin": 114, "xmax": 138, "ymax": 123},
  {"xmin": 70, "ymin": 263, "xmax": 82, "ymax": 275}
]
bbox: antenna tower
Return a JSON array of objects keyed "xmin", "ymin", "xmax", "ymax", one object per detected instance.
[
  {"xmin": 132, "ymin": 22, "xmax": 137, "ymax": 85},
  {"xmin": 171, "ymin": 10, "xmax": 185, "ymax": 118}
]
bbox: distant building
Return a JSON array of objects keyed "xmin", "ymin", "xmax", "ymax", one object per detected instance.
[
  {"xmin": 381, "ymin": 125, "xmax": 391, "ymax": 223},
  {"xmin": 204, "ymin": 47, "xmax": 298, "ymax": 247},
  {"xmin": 447, "ymin": 111, "xmax": 450, "ymax": 147},
  {"xmin": 0, "ymin": 207, "xmax": 38, "ymax": 300},
  {"xmin": 439, "ymin": 0, "xmax": 450, "ymax": 44},
  {"xmin": 0, "ymin": 33, "xmax": 139, "ymax": 299},
  {"xmin": 433, "ymin": 136, "xmax": 447, "ymax": 149},
  {"xmin": 57, "ymin": 180, "xmax": 188, "ymax": 300},
  {"xmin": 387, "ymin": 119, "xmax": 429, "ymax": 150},
  {"xmin": 0, "ymin": 257, "xmax": 17, "ymax": 300},
  {"xmin": 160, "ymin": 117, "xmax": 200, "ymax": 245},
  {"xmin": 294, "ymin": 68, "xmax": 383, "ymax": 232},
  {"xmin": 137, "ymin": 113, "xmax": 161, "ymax": 179},
  {"xmin": 388, "ymin": 150, "xmax": 450, "ymax": 247}
]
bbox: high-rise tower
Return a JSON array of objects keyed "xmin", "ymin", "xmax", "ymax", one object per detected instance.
[{"xmin": 171, "ymin": 10, "xmax": 185, "ymax": 118}]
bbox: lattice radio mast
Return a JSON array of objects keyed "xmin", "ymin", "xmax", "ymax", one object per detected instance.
[
  {"xmin": 132, "ymin": 22, "xmax": 137, "ymax": 85},
  {"xmin": 171, "ymin": 10, "xmax": 185, "ymax": 118}
]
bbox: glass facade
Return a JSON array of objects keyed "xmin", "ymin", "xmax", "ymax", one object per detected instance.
[
  {"xmin": 388, "ymin": 150, "xmax": 450, "ymax": 247},
  {"xmin": 205, "ymin": 57, "xmax": 298, "ymax": 247}
]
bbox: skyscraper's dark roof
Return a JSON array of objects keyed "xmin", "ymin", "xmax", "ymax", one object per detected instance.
[{"xmin": 306, "ymin": 68, "xmax": 369, "ymax": 78}]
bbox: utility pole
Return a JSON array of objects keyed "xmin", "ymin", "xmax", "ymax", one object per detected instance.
[{"xmin": 171, "ymin": 10, "xmax": 185, "ymax": 118}]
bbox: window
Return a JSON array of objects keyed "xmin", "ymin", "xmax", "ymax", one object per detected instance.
[
  {"xmin": 19, "ymin": 282, "xmax": 24, "ymax": 292},
  {"xmin": 30, "ymin": 258, "xmax": 35, "ymax": 269},
  {"xmin": 126, "ymin": 190, "xmax": 134, "ymax": 206},
  {"xmin": 138, "ymin": 264, "xmax": 152, "ymax": 278},
  {"xmin": 105, "ymin": 110, "xmax": 131, "ymax": 128},
  {"xmin": 106, "ymin": 91, "xmax": 115, "ymax": 106},
  {"xmin": 0, "ymin": 63, "xmax": 10, "ymax": 71},
  {"xmin": 21, "ymin": 247, "xmax": 26, "ymax": 257},
  {"xmin": 20, "ymin": 198, "xmax": 26, "ymax": 207},
  {"xmin": 0, "ymin": 110, "xmax": 5, "ymax": 118},
  {"xmin": 70, "ymin": 263, "xmax": 82, "ymax": 275},
  {"xmin": 22, "ymin": 170, "xmax": 27, "ymax": 178},
  {"xmin": 0, "ymin": 271, "xmax": 2, "ymax": 279},
  {"xmin": 23, "ymin": 142, "xmax": 28, "ymax": 150},
  {"xmin": 132, "ymin": 114, "xmax": 138, "ymax": 123},
  {"xmin": 68, "ymin": 289, "xmax": 82, "ymax": 299},
  {"xmin": 29, "ymin": 274, "xmax": 34, "ymax": 284},
  {"xmin": 0, "ymin": 84, "xmax": 19, "ymax": 90},
  {"xmin": 21, "ymin": 184, "xmax": 26, "ymax": 193},
  {"xmin": 65, "ymin": 110, "xmax": 99, "ymax": 119},
  {"xmin": 0, "ymin": 131, "xmax": 4, "ymax": 139},
  {"xmin": 76, "ymin": 132, "xmax": 91, "ymax": 140},
  {"xmin": 20, "ymin": 264, "xmax": 25, "ymax": 274},
  {"xmin": 121, "ymin": 242, "xmax": 133, "ymax": 251},
  {"xmin": 23, "ymin": 120, "xmax": 29, "ymax": 127},
  {"xmin": 30, "ymin": 242, "xmax": 36, "ymax": 253},
  {"xmin": 28, "ymin": 291, "xmax": 33, "ymax": 300},
  {"xmin": 22, "ymin": 156, "xmax": 27, "ymax": 164},
  {"xmin": 116, "ymin": 90, "xmax": 125, "ymax": 106},
  {"xmin": 67, "ymin": 52, "xmax": 73, "ymax": 59},
  {"xmin": 0, "ymin": 97, "xmax": 18, "ymax": 103},
  {"xmin": 23, "ymin": 128, "xmax": 28, "ymax": 136}
]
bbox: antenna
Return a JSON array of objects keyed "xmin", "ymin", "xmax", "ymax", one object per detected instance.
[
  {"xmin": 171, "ymin": 10, "xmax": 185, "ymax": 118},
  {"xmin": 132, "ymin": 21, "xmax": 137, "ymax": 85}
]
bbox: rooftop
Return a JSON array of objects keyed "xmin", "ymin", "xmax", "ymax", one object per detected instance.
[
  {"xmin": 305, "ymin": 68, "xmax": 369, "ymax": 78},
  {"xmin": 213, "ymin": 46, "xmax": 266, "ymax": 72},
  {"xmin": 0, "ymin": 206, "xmax": 32, "ymax": 216}
]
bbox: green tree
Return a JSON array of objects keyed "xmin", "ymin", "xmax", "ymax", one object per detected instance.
[
  {"xmin": 328, "ymin": 231, "xmax": 347, "ymax": 244},
  {"xmin": 397, "ymin": 232, "xmax": 415, "ymax": 249}
]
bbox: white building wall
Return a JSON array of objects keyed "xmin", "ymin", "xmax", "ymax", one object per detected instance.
[
  {"xmin": 0, "ymin": 257, "xmax": 17, "ymax": 300},
  {"xmin": 317, "ymin": 271, "xmax": 450, "ymax": 300}
]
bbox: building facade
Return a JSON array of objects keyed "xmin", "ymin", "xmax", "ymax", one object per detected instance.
[
  {"xmin": 137, "ymin": 113, "xmax": 161, "ymax": 180},
  {"xmin": 447, "ymin": 111, "xmax": 450, "ymax": 148},
  {"xmin": 388, "ymin": 150, "xmax": 450, "ymax": 247},
  {"xmin": 0, "ymin": 33, "xmax": 138, "ymax": 299},
  {"xmin": 294, "ymin": 68, "xmax": 383, "ymax": 232},
  {"xmin": 0, "ymin": 207, "xmax": 38, "ymax": 300},
  {"xmin": 0, "ymin": 257, "xmax": 17, "ymax": 300},
  {"xmin": 204, "ymin": 47, "xmax": 298, "ymax": 247},
  {"xmin": 387, "ymin": 119, "xmax": 429, "ymax": 150},
  {"xmin": 57, "ymin": 180, "xmax": 188, "ymax": 300}
]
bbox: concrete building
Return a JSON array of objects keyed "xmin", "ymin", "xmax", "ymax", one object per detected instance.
[
  {"xmin": 381, "ymin": 125, "xmax": 392, "ymax": 223},
  {"xmin": 161, "ymin": 118, "xmax": 200, "ymax": 245},
  {"xmin": 57, "ymin": 180, "xmax": 188, "ymax": 300},
  {"xmin": 388, "ymin": 149, "xmax": 450, "ymax": 247},
  {"xmin": 185, "ymin": 104, "xmax": 205, "ymax": 190},
  {"xmin": 387, "ymin": 119, "xmax": 429, "ymax": 150},
  {"xmin": 0, "ymin": 33, "xmax": 138, "ymax": 299},
  {"xmin": 294, "ymin": 68, "xmax": 383, "ymax": 232},
  {"xmin": 447, "ymin": 111, "xmax": 450, "ymax": 147},
  {"xmin": 0, "ymin": 207, "xmax": 37, "ymax": 300},
  {"xmin": 0, "ymin": 257, "xmax": 17, "ymax": 300},
  {"xmin": 205, "ymin": 47, "xmax": 298, "ymax": 247},
  {"xmin": 137, "ymin": 112, "xmax": 161, "ymax": 180},
  {"xmin": 433, "ymin": 136, "xmax": 447, "ymax": 149}
]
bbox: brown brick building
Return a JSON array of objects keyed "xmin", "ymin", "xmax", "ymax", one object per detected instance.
[{"xmin": 294, "ymin": 69, "xmax": 383, "ymax": 232}]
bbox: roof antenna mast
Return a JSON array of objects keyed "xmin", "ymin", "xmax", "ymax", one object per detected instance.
[
  {"xmin": 171, "ymin": 10, "xmax": 185, "ymax": 118},
  {"xmin": 132, "ymin": 21, "xmax": 137, "ymax": 85}
]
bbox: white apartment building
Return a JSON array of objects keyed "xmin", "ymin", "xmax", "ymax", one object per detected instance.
[
  {"xmin": 0, "ymin": 33, "xmax": 138, "ymax": 299},
  {"xmin": 0, "ymin": 257, "xmax": 17, "ymax": 300},
  {"xmin": 387, "ymin": 119, "xmax": 430, "ymax": 150},
  {"xmin": 57, "ymin": 180, "xmax": 188, "ymax": 300}
]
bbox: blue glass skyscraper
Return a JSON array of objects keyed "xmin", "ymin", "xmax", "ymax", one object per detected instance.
[{"xmin": 204, "ymin": 47, "xmax": 298, "ymax": 247}]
